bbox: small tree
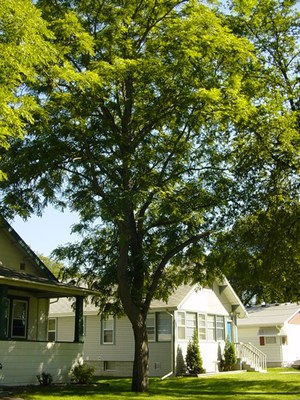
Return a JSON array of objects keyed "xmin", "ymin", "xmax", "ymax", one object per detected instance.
[
  {"xmin": 185, "ymin": 329, "xmax": 205, "ymax": 375},
  {"xmin": 222, "ymin": 339, "xmax": 237, "ymax": 371}
]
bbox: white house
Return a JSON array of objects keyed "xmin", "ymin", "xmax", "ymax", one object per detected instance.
[
  {"xmin": 0, "ymin": 219, "xmax": 94, "ymax": 386},
  {"xmin": 238, "ymin": 303, "xmax": 300, "ymax": 367},
  {"xmin": 50, "ymin": 278, "xmax": 249, "ymax": 377}
]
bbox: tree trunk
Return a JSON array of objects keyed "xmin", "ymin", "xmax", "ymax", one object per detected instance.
[{"xmin": 131, "ymin": 320, "xmax": 149, "ymax": 392}]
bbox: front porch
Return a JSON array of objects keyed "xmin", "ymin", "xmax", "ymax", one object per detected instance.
[{"xmin": 0, "ymin": 340, "xmax": 83, "ymax": 386}]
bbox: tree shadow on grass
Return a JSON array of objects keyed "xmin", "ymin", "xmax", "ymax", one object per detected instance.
[{"xmin": 10, "ymin": 374, "xmax": 300, "ymax": 399}]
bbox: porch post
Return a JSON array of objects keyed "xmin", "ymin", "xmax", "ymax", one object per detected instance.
[
  {"xmin": 74, "ymin": 296, "xmax": 84, "ymax": 343},
  {"xmin": 0, "ymin": 285, "xmax": 8, "ymax": 340}
]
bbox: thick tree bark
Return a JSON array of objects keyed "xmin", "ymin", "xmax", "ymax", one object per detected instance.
[{"xmin": 131, "ymin": 319, "xmax": 149, "ymax": 392}]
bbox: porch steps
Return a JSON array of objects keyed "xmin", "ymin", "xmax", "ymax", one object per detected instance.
[{"xmin": 235, "ymin": 342, "xmax": 267, "ymax": 373}]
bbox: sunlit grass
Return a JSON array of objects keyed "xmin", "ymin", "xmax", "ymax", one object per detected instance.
[{"xmin": 8, "ymin": 368, "xmax": 300, "ymax": 400}]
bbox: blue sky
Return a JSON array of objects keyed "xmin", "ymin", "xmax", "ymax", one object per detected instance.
[{"xmin": 12, "ymin": 206, "xmax": 80, "ymax": 257}]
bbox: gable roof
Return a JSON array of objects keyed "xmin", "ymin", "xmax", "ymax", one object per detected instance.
[
  {"xmin": 0, "ymin": 218, "xmax": 57, "ymax": 281},
  {"xmin": 238, "ymin": 303, "xmax": 300, "ymax": 327},
  {"xmin": 0, "ymin": 218, "xmax": 95, "ymax": 298}
]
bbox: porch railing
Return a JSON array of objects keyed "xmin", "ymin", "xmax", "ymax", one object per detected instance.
[{"xmin": 235, "ymin": 342, "xmax": 267, "ymax": 372}]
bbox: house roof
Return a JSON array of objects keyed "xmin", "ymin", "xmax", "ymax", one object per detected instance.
[
  {"xmin": 216, "ymin": 277, "xmax": 247, "ymax": 318},
  {"xmin": 50, "ymin": 279, "xmax": 247, "ymax": 317},
  {"xmin": 238, "ymin": 303, "xmax": 300, "ymax": 327},
  {"xmin": 0, "ymin": 265, "xmax": 94, "ymax": 298},
  {"xmin": 150, "ymin": 285, "xmax": 193, "ymax": 309},
  {"xmin": 0, "ymin": 218, "xmax": 95, "ymax": 298},
  {"xmin": 0, "ymin": 218, "xmax": 57, "ymax": 281},
  {"xmin": 50, "ymin": 286, "xmax": 194, "ymax": 317}
]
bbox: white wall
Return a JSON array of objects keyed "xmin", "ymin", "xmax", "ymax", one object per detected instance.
[
  {"xmin": 174, "ymin": 286, "xmax": 230, "ymax": 373},
  {"xmin": 0, "ymin": 341, "xmax": 83, "ymax": 385},
  {"xmin": 281, "ymin": 324, "xmax": 300, "ymax": 366},
  {"xmin": 238, "ymin": 326, "xmax": 282, "ymax": 367}
]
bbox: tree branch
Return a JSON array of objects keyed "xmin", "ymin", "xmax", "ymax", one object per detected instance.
[{"xmin": 144, "ymin": 230, "xmax": 213, "ymax": 311}]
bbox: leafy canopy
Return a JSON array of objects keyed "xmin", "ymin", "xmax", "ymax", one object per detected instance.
[
  {"xmin": 205, "ymin": 0, "xmax": 300, "ymax": 304},
  {"xmin": 0, "ymin": 0, "xmax": 55, "ymax": 165}
]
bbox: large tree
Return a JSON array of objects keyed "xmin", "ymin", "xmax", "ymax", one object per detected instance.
[
  {"xmin": 0, "ymin": 0, "xmax": 259, "ymax": 392},
  {"xmin": 0, "ymin": 0, "xmax": 55, "ymax": 176}
]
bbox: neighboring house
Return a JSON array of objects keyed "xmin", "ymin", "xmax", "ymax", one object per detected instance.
[
  {"xmin": 238, "ymin": 303, "xmax": 300, "ymax": 367},
  {"xmin": 50, "ymin": 278, "xmax": 247, "ymax": 377},
  {"xmin": 0, "ymin": 219, "xmax": 94, "ymax": 385}
]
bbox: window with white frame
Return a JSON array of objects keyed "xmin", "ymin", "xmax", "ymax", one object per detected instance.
[
  {"xmin": 216, "ymin": 315, "xmax": 225, "ymax": 341},
  {"xmin": 102, "ymin": 315, "xmax": 115, "ymax": 344},
  {"xmin": 186, "ymin": 312, "xmax": 197, "ymax": 341},
  {"xmin": 146, "ymin": 312, "xmax": 172, "ymax": 342},
  {"xmin": 146, "ymin": 313, "xmax": 155, "ymax": 341},
  {"xmin": 198, "ymin": 314, "xmax": 206, "ymax": 340},
  {"xmin": 178, "ymin": 312, "xmax": 186, "ymax": 339},
  {"xmin": 178, "ymin": 312, "xmax": 226, "ymax": 342},
  {"xmin": 207, "ymin": 315, "xmax": 215, "ymax": 341},
  {"xmin": 157, "ymin": 312, "xmax": 172, "ymax": 341},
  {"xmin": 48, "ymin": 318, "xmax": 56, "ymax": 341},
  {"xmin": 265, "ymin": 336, "xmax": 276, "ymax": 344},
  {"xmin": 11, "ymin": 299, "xmax": 28, "ymax": 338}
]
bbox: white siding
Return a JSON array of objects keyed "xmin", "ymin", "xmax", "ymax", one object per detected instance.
[
  {"xmin": 149, "ymin": 341, "xmax": 173, "ymax": 377},
  {"xmin": 0, "ymin": 341, "xmax": 83, "ymax": 385},
  {"xmin": 174, "ymin": 286, "xmax": 230, "ymax": 373},
  {"xmin": 56, "ymin": 316, "xmax": 75, "ymax": 342},
  {"xmin": 51, "ymin": 284, "xmax": 241, "ymax": 376},
  {"xmin": 98, "ymin": 316, "xmax": 134, "ymax": 361},
  {"xmin": 281, "ymin": 324, "xmax": 300, "ymax": 366},
  {"xmin": 238, "ymin": 326, "xmax": 282, "ymax": 367},
  {"xmin": 181, "ymin": 287, "xmax": 229, "ymax": 315}
]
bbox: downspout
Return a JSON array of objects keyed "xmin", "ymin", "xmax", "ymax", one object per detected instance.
[{"xmin": 161, "ymin": 310, "xmax": 174, "ymax": 380}]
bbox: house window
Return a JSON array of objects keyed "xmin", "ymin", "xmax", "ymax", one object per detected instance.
[
  {"xmin": 102, "ymin": 315, "xmax": 115, "ymax": 344},
  {"xmin": 186, "ymin": 312, "xmax": 197, "ymax": 341},
  {"xmin": 216, "ymin": 316, "xmax": 225, "ymax": 341},
  {"xmin": 104, "ymin": 361, "xmax": 116, "ymax": 371},
  {"xmin": 260, "ymin": 336, "xmax": 277, "ymax": 345},
  {"xmin": 48, "ymin": 318, "xmax": 56, "ymax": 341},
  {"xmin": 177, "ymin": 312, "xmax": 197, "ymax": 340},
  {"xmin": 207, "ymin": 315, "xmax": 215, "ymax": 341},
  {"xmin": 178, "ymin": 312, "xmax": 186, "ymax": 339},
  {"xmin": 146, "ymin": 313, "xmax": 155, "ymax": 341},
  {"xmin": 146, "ymin": 312, "xmax": 172, "ymax": 342},
  {"xmin": 157, "ymin": 312, "xmax": 171, "ymax": 341},
  {"xmin": 11, "ymin": 299, "xmax": 28, "ymax": 338},
  {"xmin": 265, "ymin": 336, "xmax": 276, "ymax": 344},
  {"xmin": 198, "ymin": 314, "xmax": 206, "ymax": 340}
]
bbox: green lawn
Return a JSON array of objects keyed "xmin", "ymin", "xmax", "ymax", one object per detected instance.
[{"xmin": 8, "ymin": 369, "xmax": 300, "ymax": 400}]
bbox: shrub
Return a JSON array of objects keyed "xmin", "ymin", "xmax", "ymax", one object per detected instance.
[
  {"xmin": 185, "ymin": 329, "xmax": 205, "ymax": 375},
  {"xmin": 222, "ymin": 339, "xmax": 237, "ymax": 371},
  {"xmin": 36, "ymin": 372, "xmax": 53, "ymax": 386},
  {"xmin": 70, "ymin": 363, "xmax": 95, "ymax": 384}
]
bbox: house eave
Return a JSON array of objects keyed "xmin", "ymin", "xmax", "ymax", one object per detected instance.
[{"xmin": 0, "ymin": 276, "xmax": 96, "ymax": 298}]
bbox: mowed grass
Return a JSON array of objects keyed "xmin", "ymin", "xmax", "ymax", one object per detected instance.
[{"xmin": 10, "ymin": 368, "xmax": 300, "ymax": 400}]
